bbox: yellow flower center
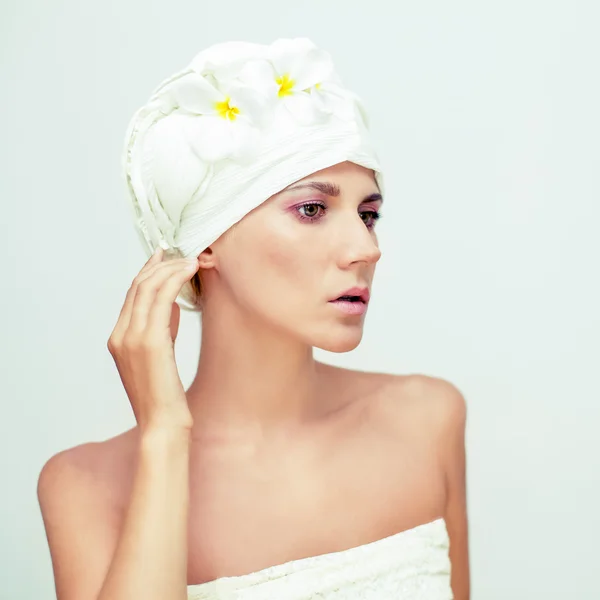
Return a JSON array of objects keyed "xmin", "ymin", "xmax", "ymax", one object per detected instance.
[
  {"xmin": 214, "ymin": 96, "xmax": 240, "ymax": 120},
  {"xmin": 276, "ymin": 73, "xmax": 295, "ymax": 97},
  {"xmin": 303, "ymin": 82, "xmax": 321, "ymax": 94}
]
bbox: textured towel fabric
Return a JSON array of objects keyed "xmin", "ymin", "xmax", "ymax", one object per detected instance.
[
  {"xmin": 186, "ymin": 518, "xmax": 452, "ymax": 599},
  {"xmin": 121, "ymin": 38, "xmax": 383, "ymax": 309}
]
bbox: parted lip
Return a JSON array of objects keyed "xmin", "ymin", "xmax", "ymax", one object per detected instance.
[{"xmin": 330, "ymin": 286, "xmax": 370, "ymax": 303}]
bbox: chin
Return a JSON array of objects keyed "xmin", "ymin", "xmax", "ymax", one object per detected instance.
[{"xmin": 313, "ymin": 329, "xmax": 364, "ymax": 353}]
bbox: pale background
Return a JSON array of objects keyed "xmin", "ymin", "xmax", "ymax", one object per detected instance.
[{"xmin": 1, "ymin": 0, "xmax": 599, "ymax": 598}]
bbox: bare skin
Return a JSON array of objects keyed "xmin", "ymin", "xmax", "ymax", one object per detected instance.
[
  {"xmin": 40, "ymin": 367, "xmax": 468, "ymax": 594},
  {"xmin": 37, "ymin": 162, "xmax": 469, "ymax": 599}
]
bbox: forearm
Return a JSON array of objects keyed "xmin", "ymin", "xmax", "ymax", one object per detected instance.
[{"xmin": 97, "ymin": 426, "xmax": 191, "ymax": 600}]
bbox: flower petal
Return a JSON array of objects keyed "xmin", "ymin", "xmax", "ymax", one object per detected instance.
[
  {"xmin": 310, "ymin": 82, "xmax": 349, "ymax": 116},
  {"xmin": 167, "ymin": 72, "xmax": 223, "ymax": 115},
  {"xmin": 190, "ymin": 41, "xmax": 266, "ymax": 76},
  {"xmin": 269, "ymin": 37, "xmax": 317, "ymax": 76},
  {"xmin": 224, "ymin": 82, "xmax": 272, "ymax": 128},
  {"xmin": 236, "ymin": 59, "xmax": 279, "ymax": 99},
  {"xmin": 283, "ymin": 93, "xmax": 325, "ymax": 126},
  {"xmin": 346, "ymin": 89, "xmax": 371, "ymax": 126},
  {"xmin": 310, "ymin": 88, "xmax": 334, "ymax": 114},
  {"xmin": 292, "ymin": 48, "xmax": 335, "ymax": 91}
]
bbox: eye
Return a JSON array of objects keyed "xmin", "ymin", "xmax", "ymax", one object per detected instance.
[
  {"xmin": 293, "ymin": 202, "xmax": 382, "ymax": 228},
  {"xmin": 296, "ymin": 202, "xmax": 327, "ymax": 222},
  {"xmin": 360, "ymin": 210, "xmax": 382, "ymax": 229}
]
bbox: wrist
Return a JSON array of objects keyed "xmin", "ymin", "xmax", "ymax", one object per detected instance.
[{"xmin": 139, "ymin": 422, "xmax": 192, "ymax": 449}]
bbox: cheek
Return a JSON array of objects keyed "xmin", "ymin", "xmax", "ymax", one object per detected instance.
[
  {"xmin": 224, "ymin": 211, "xmax": 330, "ymax": 310},
  {"xmin": 258, "ymin": 226, "xmax": 324, "ymax": 307},
  {"xmin": 262, "ymin": 236, "xmax": 308, "ymax": 291},
  {"xmin": 219, "ymin": 228, "xmax": 299, "ymax": 303}
]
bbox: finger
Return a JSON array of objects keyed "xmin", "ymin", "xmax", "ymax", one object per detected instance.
[
  {"xmin": 147, "ymin": 260, "xmax": 199, "ymax": 336},
  {"xmin": 111, "ymin": 247, "xmax": 165, "ymax": 340},
  {"xmin": 144, "ymin": 246, "xmax": 164, "ymax": 268},
  {"xmin": 128, "ymin": 260, "xmax": 198, "ymax": 334},
  {"xmin": 131, "ymin": 255, "xmax": 194, "ymax": 288}
]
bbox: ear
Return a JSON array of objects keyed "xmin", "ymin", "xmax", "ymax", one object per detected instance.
[{"xmin": 196, "ymin": 246, "xmax": 216, "ymax": 269}]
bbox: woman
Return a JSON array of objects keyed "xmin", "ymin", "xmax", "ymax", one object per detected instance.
[{"xmin": 37, "ymin": 38, "xmax": 470, "ymax": 599}]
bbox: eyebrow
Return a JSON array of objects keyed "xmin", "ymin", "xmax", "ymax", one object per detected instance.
[{"xmin": 285, "ymin": 181, "xmax": 383, "ymax": 204}]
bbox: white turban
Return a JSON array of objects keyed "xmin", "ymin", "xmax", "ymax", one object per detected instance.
[{"xmin": 122, "ymin": 37, "xmax": 384, "ymax": 310}]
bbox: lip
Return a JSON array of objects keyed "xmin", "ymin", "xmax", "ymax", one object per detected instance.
[
  {"xmin": 329, "ymin": 286, "xmax": 370, "ymax": 303},
  {"xmin": 329, "ymin": 298, "xmax": 368, "ymax": 316}
]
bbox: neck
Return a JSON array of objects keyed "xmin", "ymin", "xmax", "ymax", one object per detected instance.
[{"xmin": 185, "ymin": 308, "xmax": 327, "ymax": 445}]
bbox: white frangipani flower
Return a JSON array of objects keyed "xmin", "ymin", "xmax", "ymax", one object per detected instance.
[
  {"xmin": 236, "ymin": 38, "xmax": 345, "ymax": 125},
  {"xmin": 160, "ymin": 71, "xmax": 265, "ymax": 162}
]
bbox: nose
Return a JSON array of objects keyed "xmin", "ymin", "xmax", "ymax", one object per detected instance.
[{"xmin": 335, "ymin": 213, "xmax": 382, "ymax": 268}]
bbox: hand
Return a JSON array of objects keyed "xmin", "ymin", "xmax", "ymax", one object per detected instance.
[{"xmin": 107, "ymin": 248, "xmax": 198, "ymax": 433}]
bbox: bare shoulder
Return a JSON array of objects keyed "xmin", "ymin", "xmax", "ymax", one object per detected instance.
[
  {"xmin": 38, "ymin": 443, "xmax": 102, "ymax": 532},
  {"xmin": 327, "ymin": 365, "xmax": 468, "ymax": 479},
  {"xmin": 322, "ymin": 362, "xmax": 466, "ymax": 431},
  {"xmin": 36, "ymin": 430, "xmax": 136, "ymax": 545},
  {"xmin": 392, "ymin": 374, "xmax": 470, "ymax": 597},
  {"xmin": 365, "ymin": 371, "xmax": 470, "ymax": 598},
  {"xmin": 38, "ymin": 429, "xmax": 136, "ymax": 506},
  {"xmin": 364, "ymin": 371, "xmax": 467, "ymax": 441},
  {"xmin": 37, "ymin": 431, "xmax": 135, "ymax": 600},
  {"xmin": 38, "ymin": 440, "xmax": 107, "ymax": 510}
]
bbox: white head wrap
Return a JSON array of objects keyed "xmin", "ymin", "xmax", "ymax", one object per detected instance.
[{"xmin": 122, "ymin": 37, "xmax": 384, "ymax": 310}]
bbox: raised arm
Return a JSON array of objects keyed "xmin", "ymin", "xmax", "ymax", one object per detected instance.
[{"xmin": 38, "ymin": 248, "xmax": 200, "ymax": 600}]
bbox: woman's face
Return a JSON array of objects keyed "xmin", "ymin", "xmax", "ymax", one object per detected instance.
[{"xmin": 208, "ymin": 161, "xmax": 383, "ymax": 352}]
